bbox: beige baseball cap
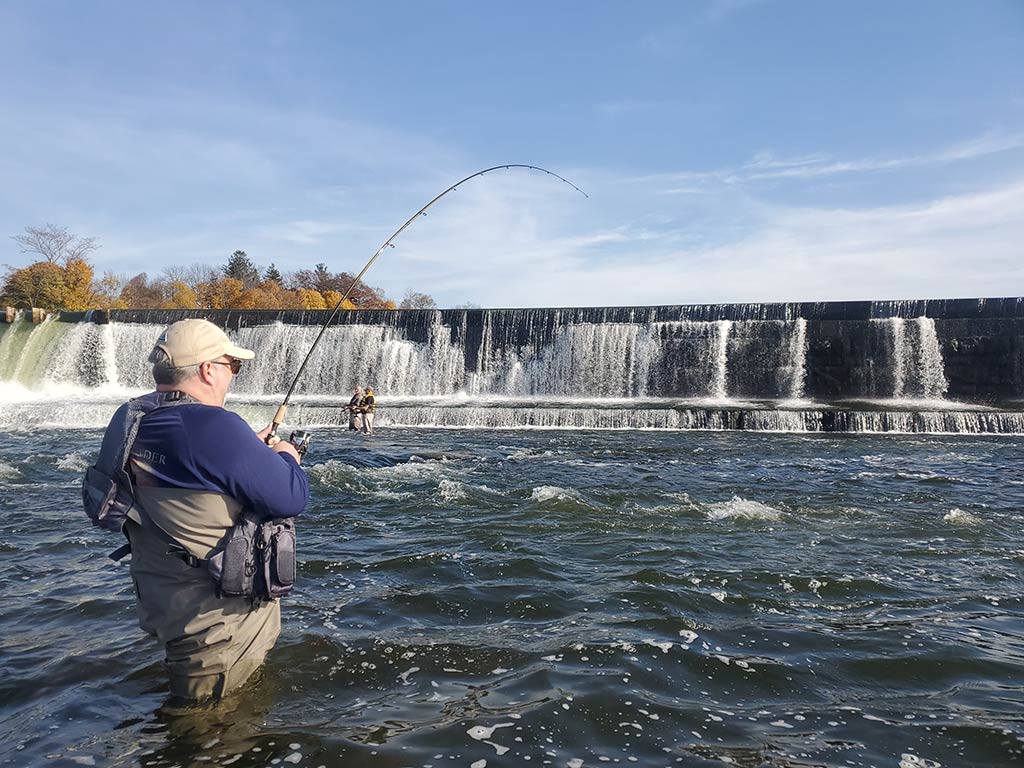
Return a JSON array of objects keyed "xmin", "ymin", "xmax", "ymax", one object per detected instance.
[{"xmin": 154, "ymin": 319, "xmax": 255, "ymax": 367}]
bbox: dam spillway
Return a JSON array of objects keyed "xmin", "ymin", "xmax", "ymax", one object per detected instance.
[{"xmin": 3, "ymin": 297, "xmax": 1023, "ymax": 433}]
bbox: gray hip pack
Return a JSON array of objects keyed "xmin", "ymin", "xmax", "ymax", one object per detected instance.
[
  {"xmin": 82, "ymin": 390, "xmax": 297, "ymax": 601},
  {"xmin": 208, "ymin": 512, "xmax": 296, "ymax": 599}
]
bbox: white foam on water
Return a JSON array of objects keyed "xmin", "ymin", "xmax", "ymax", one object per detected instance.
[
  {"xmin": 531, "ymin": 485, "xmax": 581, "ymax": 503},
  {"xmin": 506, "ymin": 448, "xmax": 556, "ymax": 461},
  {"xmin": 438, "ymin": 478, "xmax": 468, "ymax": 502},
  {"xmin": 0, "ymin": 379, "xmax": 142, "ymax": 404},
  {"xmin": 900, "ymin": 754, "xmax": 942, "ymax": 768},
  {"xmin": 944, "ymin": 508, "xmax": 982, "ymax": 526},
  {"xmin": 678, "ymin": 630, "xmax": 699, "ymax": 643},
  {"xmin": 56, "ymin": 451, "xmax": 92, "ymax": 472},
  {"xmin": 706, "ymin": 496, "xmax": 783, "ymax": 521},
  {"xmin": 643, "ymin": 639, "xmax": 673, "ymax": 654},
  {"xmin": 373, "ymin": 460, "xmax": 453, "ymax": 483},
  {"xmin": 467, "ymin": 723, "xmax": 514, "ymax": 741},
  {"xmin": 0, "ymin": 461, "xmax": 20, "ymax": 480},
  {"xmin": 306, "ymin": 460, "xmax": 361, "ymax": 488},
  {"xmin": 368, "ymin": 489, "xmax": 416, "ymax": 500}
]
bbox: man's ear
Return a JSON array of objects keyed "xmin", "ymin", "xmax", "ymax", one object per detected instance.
[{"xmin": 197, "ymin": 360, "xmax": 215, "ymax": 385}]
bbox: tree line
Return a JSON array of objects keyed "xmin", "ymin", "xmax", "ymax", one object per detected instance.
[{"xmin": 1, "ymin": 225, "xmax": 440, "ymax": 311}]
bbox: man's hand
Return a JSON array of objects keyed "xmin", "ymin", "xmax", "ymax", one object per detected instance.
[
  {"xmin": 272, "ymin": 441, "xmax": 301, "ymax": 463},
  {"xmin": 256, "ymin": 424, "xmax": 281, "ymax": 447}
]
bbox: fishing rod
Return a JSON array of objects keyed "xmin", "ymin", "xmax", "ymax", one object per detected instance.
[{"xmin": 268, "ymin": 164, "xmax": 588, "ymax": 441}]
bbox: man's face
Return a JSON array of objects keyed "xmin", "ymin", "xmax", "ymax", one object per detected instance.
[{"xmin": 208, "ymin": 356, "xmax": 241, "ymax": 405}]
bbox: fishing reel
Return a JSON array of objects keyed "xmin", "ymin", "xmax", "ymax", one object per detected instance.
[{"xmin": 289, "ymin": 430, "xmax": 311, "ymax": 457}]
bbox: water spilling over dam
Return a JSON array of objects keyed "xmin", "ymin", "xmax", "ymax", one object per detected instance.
[{"xmin": 2, "ymin": 297, "xmax": 1022, "ymax": 433}]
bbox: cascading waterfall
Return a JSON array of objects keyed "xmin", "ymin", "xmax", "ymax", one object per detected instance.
[
  {"xmin": 41, "ymin": 321, "xmax": 163, "ymax": 390},
  {"xmin": 884, "ymin": 317, "xmax": 949, "ymax": 400},
  {"xmin": 787, "ymin": 318, "xmax": 808, "ymax": 400},
  {"xmin": 0, "ymin": 301, "xmax": 1017, "ymax": 433},
  {"xmin": 232, "ymin": 321, "xmax": 466, "ymax": 397},
  {"xmin": 709, "ymin": 320, "xmax": 731, "ymax": 399},
  {"xmin": 487, "ymin": 323, "xmax": 660, "ymax": 397},
  {"xmin": 890, "ymin": 318, "xmax": 909, "ymax": 398},
  {"xmin": 10, "ymin": 317, "xmax": 64, "ymax": 384},
  {"xmin": 0, "ymin": 317, "xmax": 30, "ymax": 378},
  {"xmin": 917, "ymin": 317, "xmax": 949, "ymax": 399}
]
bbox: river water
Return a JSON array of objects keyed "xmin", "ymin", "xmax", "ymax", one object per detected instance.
[{"xmin": 1, "ymin": 425, "xmax": 1022, "ymax": 767}]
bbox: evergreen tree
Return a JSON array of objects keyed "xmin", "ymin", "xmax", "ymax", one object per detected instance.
[
  {"xmin": 313, "ymin": 262, "xmax": 332, "ymax": 293},
  {"xmin": 263, "ymin": 262, "xmax": 283, "ymax": 286},
  {"xmin": 222, "ymin": 250, "xmax": 260, "ymax": 289}
]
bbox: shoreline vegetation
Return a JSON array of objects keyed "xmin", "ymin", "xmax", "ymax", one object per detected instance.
[{"xmin": 2, "ymin": 224, "xmax": 442, "ymax": 312}]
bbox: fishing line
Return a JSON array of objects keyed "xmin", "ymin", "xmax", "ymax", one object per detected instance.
[{"xmin": 268, "ymin": 164, "xmax": 587, "ymax": 438}]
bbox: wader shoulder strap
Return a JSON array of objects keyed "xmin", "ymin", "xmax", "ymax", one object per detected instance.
[{"xmin": 106, "ymin": 391, "xmax": 206, "ymax": 567}]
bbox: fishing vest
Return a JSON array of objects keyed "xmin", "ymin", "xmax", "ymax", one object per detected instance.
[{"xmin": 82, "ymin": 391, "xmax": 296, "ymax": 600}]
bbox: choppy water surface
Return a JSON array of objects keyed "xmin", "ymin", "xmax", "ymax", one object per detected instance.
[{"xmin": 1, "ymin": 427, "xmax": 1022, "ymax": 767}]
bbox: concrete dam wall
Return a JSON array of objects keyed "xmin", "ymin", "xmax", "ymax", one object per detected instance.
[{"xmin": 58, "ymin": 297, "xmax": 1024, "ymax": 403}]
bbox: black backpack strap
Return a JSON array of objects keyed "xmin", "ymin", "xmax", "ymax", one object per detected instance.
[
  {"xmin": 110, "ymin": 391, "xmax": 207, "ymax": 567},
  {"xmin": 136, "ymin": 510, "xmax": 208, "ymax": 568},
  {"xmin": 107, "ymin": 515, "xmax": 206, "ymax": 567}
]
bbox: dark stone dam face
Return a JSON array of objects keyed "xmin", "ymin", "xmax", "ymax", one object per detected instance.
[{"xmin": 5, "ymin": 297, "xmax": 1023, "ymax": 433}]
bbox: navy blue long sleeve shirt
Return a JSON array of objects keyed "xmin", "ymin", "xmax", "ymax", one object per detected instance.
[{"xmin": 130, "ymin": 403, "xmax": 309, "ymax": 519}]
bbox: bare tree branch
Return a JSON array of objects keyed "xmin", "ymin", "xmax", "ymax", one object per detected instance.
[{"xmin": 11, "ymin": 224, "xmax": 100, "ymax": 265}]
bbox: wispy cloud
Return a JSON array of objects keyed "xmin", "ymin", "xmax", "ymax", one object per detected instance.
[
  {"xmin": 622, "ymin": 131, "xmax": 1024, "ymax": 190},
  {"xmin": 254, "ymin": 219, "xmax": 363, "ymax": 247},
  {"xmin": 377, "ymin": 171, "xmax": 1024, "ymax": 307},
  {"xmin": 743, "ymin": 132, "xmax": 1024, "ymax": 180}
]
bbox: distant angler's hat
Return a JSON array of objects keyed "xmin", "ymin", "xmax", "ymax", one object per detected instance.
[{"xmin": 155, "ymin": 319, "xmax": 255, "ymax": 368}]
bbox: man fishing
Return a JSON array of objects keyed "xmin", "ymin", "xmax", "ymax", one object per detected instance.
[
  {"xmin": 360, "ymin": 386, "xmax": 376, "ymax": 434},
  {"xmin": 347, "ymin": 386, "xmax": 363, "ymax": 431},
  {"xmin": 88, "ymin": 319, "xmax": 309, "ymax": 701}
]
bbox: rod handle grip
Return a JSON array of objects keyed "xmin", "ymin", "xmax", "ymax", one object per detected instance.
[{"xmin": 267, "ymin": 404, "xmax": 288, "ymax": 442}]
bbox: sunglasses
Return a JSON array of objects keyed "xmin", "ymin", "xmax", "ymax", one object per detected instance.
[{"xmin": 209, "ymin": 358, "xmax": 243, "ymax": 374}]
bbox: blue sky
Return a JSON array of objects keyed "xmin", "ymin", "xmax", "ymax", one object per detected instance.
[{"xmin": 1, "ymin": 0, "xmax": 1022, "ymax": 307}]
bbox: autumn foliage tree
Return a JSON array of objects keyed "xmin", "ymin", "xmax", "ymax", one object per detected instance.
[
  {"xmin": 2, "ymin": 226, "xmax": 102, "ymax": 310},
  {"xmin": 1, "ymin": 261, "xmax": 66, "ymax": 308},
  {"xmin": 3, "ymin": 231, "xmax": 437, "ymax": 311},
  {"xmin": 61, "ymin": 257, "xmax": 97, "ymax": 310},
  {"xmin": 167, "ymin": 280, "xmax": 199, "ymax": 309}
]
